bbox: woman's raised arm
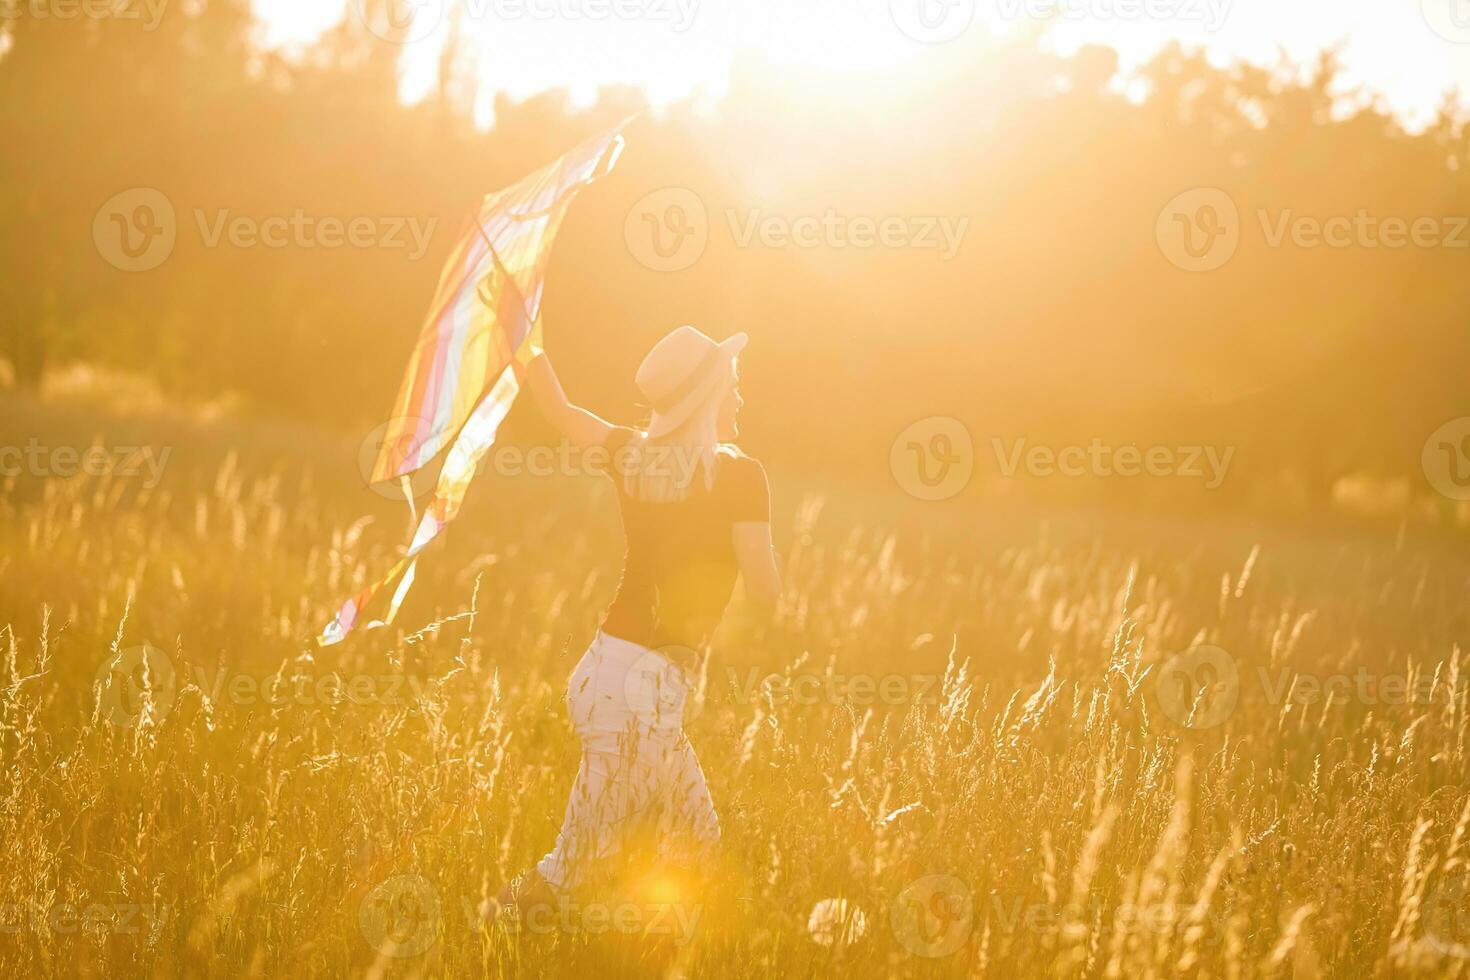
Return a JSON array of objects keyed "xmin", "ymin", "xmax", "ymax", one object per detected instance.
[{"xmin": 520, "ymin": 351, "xmax": 616, "ymax": 448}]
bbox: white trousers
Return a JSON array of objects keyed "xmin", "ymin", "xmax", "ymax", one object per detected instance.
[{"xmin": 535, "ymin": 632, "xmax": 720, "ymax": 891}]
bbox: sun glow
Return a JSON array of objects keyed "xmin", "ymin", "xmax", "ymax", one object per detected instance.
[{"xmin": 251, "ymin": 0, "xmax": 1470, "ymax": 131}]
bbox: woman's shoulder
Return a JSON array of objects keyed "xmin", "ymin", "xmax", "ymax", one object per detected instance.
[
  {"xmin": 716, "ymin": 444, "xmax": 768, "ymax": 486},
  {"xmin": 716, "ymin": 443, "xmax": 761, "ymax": 467},
  {"xmin": 605, "ymin": 424, "xmax": 642, "ymax": 453},
  {"xmin": 715, "ymin": 445, "xmax": 770, "ymax": 518}
]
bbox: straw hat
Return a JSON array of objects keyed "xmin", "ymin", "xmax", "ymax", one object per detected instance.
[{"xmin": 636, "ymin": 326, "xmax": 747, "ymax": 438}]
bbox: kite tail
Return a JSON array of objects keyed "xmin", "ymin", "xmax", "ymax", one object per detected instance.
[{"xmin": 318, "ymin": 364, "xmax": 522, "ymax": 647}]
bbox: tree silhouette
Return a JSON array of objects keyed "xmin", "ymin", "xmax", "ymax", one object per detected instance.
[{"xmin": 1, "ymin": 6, "xmax": 1466, "ymax": 508}]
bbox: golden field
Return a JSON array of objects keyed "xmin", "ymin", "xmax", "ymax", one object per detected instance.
[{"xmin": 2, "ymin": 386, "xmax": 1469, "ymax": 979}]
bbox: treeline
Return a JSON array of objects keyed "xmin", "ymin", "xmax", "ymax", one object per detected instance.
[{"xmin": 2, "ymin": 5, "xmax": 1468, "ymax": 509}]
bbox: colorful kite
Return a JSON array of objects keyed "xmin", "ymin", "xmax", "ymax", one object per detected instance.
[{"xmin": 319, "ymin": 121, "xmax": 628, "ymax": 646}]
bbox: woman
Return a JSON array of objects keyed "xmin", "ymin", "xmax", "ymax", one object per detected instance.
[{"xmin": 494, "ymin": 325, "xmax": 782, "ymax": 916}]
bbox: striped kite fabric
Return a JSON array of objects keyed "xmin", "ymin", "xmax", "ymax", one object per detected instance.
[{"xmin": 319, "ymin": 121, "xmax": 629, "ymax": 647}]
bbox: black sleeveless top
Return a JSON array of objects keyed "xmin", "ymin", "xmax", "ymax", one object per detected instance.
[{"xmin": 599, "ymin": 426, "xmax": 770, "ymax": 652}]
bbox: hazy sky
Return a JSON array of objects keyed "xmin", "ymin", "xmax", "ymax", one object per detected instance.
[{"xmin": 253, "ymin": 0, "xmax": 1470, "ymax": 130}]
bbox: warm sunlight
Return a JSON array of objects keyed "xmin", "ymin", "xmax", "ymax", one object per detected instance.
[
  {"xmin": 254, "ymin": 0, "xmax": 1470, "ymax": 129},
  {"xmin": 8, "ymin": 0, "xmax": 1470, "ymax": 976}
]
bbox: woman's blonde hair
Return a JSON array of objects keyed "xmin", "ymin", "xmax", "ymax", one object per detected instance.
[{"xmin": 622, "ymin": 360, "xmax": 737, "ymax": 503}]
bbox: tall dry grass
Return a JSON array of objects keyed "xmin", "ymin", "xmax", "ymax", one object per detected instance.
[{"xmin": 1, "ymin": 399, "xmax": 1468, "ymax": 978}]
